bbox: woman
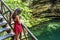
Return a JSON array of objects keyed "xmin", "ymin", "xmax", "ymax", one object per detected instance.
[{"xmin": 12, "ymin": 8, "xmax": 22, "ymax": 40}]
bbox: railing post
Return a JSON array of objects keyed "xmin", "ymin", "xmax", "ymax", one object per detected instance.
[
  {"xmin": 9, "ymin": 11, "xmax": 12, "ymax": 27},
  {"xmin": 22, "ymin": 25, "xmax": 28, "ymax": 40},
  {"xmin": 1, "ymin": 1, "xmax": 4, "ymax": 14},
  {"xmin": 32, "ymin": 36, "xmax": 35, "ymax": 40}
]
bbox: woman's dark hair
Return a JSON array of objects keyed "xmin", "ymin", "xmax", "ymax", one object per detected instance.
[{"xmin": 12, "ymin": 8, "xmax": 22, "ymax": 20}]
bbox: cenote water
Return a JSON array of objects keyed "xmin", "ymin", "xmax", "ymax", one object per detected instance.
[{"xmin": 30, "ymin": 19, "xmax": 60, "ymax": 40}]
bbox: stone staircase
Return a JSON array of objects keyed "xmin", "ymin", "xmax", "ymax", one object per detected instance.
[{"xmin": 0, "ymin": 15, "xmax": 14, "ymax": 40}]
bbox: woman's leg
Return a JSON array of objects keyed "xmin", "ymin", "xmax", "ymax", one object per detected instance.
[
  {"xmin": 15, "ymin": 34, "xmax": 20, "ymax": 40},
  {"xmin": 19, "ymin": 33, "xmax": 22, "ymax": 40}
]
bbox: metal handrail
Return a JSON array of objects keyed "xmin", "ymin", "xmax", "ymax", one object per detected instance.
[
  {"xmin": 0, "ymin": 0, "xmax": 13, "ymax": 12},
  {"xmin": 0, "ymin": 0, "xmax": 38, "ymax": 40},
  {"xmin": 22, "ymin": 22, "xmax": 38, "ymax": 40}
]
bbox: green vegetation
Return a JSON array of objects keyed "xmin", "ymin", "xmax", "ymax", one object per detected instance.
[
  {"xmin": 4, "ymin": 0, "xmax": 53, "ymax": 27},
  {"xmin": 0, "ymin": 0, "xmax": 60, "ymax": 40}
]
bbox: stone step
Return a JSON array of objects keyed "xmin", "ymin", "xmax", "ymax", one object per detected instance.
[
  {"xmin": 0, "ymin": 33, "xmax": 14, "ymax": 40},
  {"xmin": 0, "ymin": 31, "xmax": 28, "ymax": 40},
  {"xmin": 0, "ymin": 21, "xmax": 7, "ymax": 26},
  {"xmin": 0, "ymin": 15, "xmax": 3, "ymax": 22},
  {"xmin": 0, "ymin": 27, "xmax": 11, "ymax": 33},
  {"xmin": 0, "ymin": 15, "xmax": 3, "ymax": 20}
]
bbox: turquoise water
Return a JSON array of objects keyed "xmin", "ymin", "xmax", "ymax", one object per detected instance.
[{"xmin": 30, "ymin": 20, "xmax": 60, "ymax": 40}]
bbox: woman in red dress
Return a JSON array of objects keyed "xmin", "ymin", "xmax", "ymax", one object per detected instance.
[{"xmin": 12, "ymin": 8, "xmax": 22, "ymax": 40}]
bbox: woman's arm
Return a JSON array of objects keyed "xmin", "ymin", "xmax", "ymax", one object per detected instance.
[{"xmin": 16, "ymin": 15, "xmax": 21, "ymax": 24}]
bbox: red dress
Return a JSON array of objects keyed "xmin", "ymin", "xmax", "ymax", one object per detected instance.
[{"xmin": 14, "ymin": 20, "xmax": 22, "ymax": 34}]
